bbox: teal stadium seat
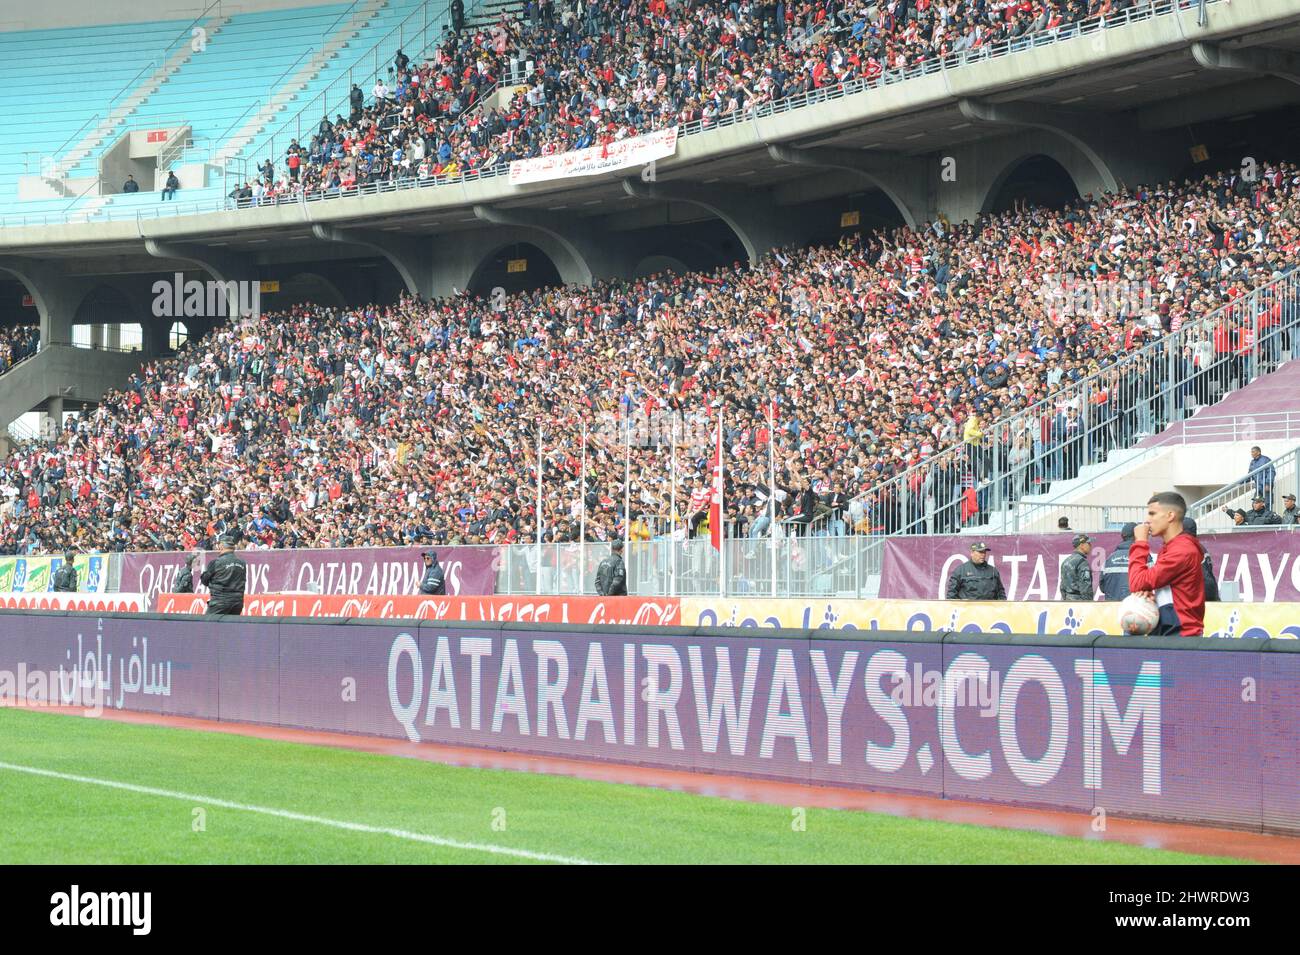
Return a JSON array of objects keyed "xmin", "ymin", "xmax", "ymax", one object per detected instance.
[{"xmin": 0, "ymin": 0, "xmax": 449, "ymax": 222}]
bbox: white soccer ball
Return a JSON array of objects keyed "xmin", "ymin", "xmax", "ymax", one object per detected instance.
[{"xmin": 1117, "ymin": 593, "xmax": 1159, "ymax": 635}]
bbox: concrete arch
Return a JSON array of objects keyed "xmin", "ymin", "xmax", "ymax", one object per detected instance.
[
  {"xmin": 276, "ymin": 271, "xmax": 349, "ymax": 310},
  {"xmin": 633, "ymin": 254, "xmax": 691, "ymax": 278},
  {"xmin": 981, "ymin": 153, "xmax": 1081, "ymax": 215},
  {"xmin": 466, "ymin": 242, "xmax": 565, "ymax": 297}
]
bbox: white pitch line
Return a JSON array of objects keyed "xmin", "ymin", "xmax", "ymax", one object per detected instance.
[{"xmin": 0, "ymin": 761, "xmax": 602, "ymax": 865}]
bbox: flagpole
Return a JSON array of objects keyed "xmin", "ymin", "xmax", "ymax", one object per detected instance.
[
  {"xmin": 767, "ymin": 403, "xmax": 777, "ymax": 598},
  {"xmin": 623, "ymin": 406, "xmax": 631, "ymax": 551},
  {"xmin": 670, "ymin": 416, "xmax": 677, "ymax": 597},
  {"xmin": 536, "ymin": 424, "xmax": 543, "ymax": 596},
  {"xmin": 717, "ymin": 415, "xmax": 725, "ymax": 598},
  {"xmin": 579, "ymin": 420, "xmax": 587, "ymax": 595}
]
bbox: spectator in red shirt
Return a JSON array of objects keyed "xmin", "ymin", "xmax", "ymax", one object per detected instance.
[{"xmin": 1128, "ymin": 491, "xmax": 1206, "ymax": 636}]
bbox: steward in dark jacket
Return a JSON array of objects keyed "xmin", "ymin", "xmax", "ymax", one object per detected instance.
[
  {"xmin": 418, "ymin": 551, "xmax": 446, "ymax": 595},
  {"xmin": 946, "ymin": 542, "xmax": 1006, "ymax": 600},
  {"xmin": 595, "ymin": 541, "xmax": 628, "ymax": 596},
  {"xmin": 1183, "ymin": 518, "xmax": 1219, "ymax": 602},
  {"xmin": 201, "ymin": 538, "xmax": 246, "ymax": 615},
  {"xmin": 1059, "ymin": 534, "xmax": 1094, "ymax": 601},
  {"xmin": 1099, "ymin": 524, "xmax": 1135, "ymax": 601},
  {"xmin": 52, "ymin": 552, "xmax": 78, "ymax": 592},
  {"xmin": 174, "ymin": 553, "xmax": 198, "ymax": 594}
]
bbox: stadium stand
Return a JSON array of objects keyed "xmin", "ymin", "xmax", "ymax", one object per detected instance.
[
  {"xmin": 0, "ymin": 0, "xmax": 455, "ymax": 219},
  {"xmin": 0, "ymin": 327, "xmax": 39, "ymax": 377},
  {"xmin": 237, "ymin": 0, "xmax": 1176, "ymax": 201},
  {"xmin": 3, "ymin": 161, "xmax": 1298, "ymax": 555}
]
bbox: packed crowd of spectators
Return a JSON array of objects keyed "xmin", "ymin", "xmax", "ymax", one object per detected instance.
[
  {"xmin": 4, "ymin": 162, "xmax": 1299, "ymax": 554},
  {"xmin": 0, "ymin": 325, "xmax": 39, "ymax": 376},
  {"xmin": 232, "ymin": 0, "xmax": 1168, "ymax": 201}
]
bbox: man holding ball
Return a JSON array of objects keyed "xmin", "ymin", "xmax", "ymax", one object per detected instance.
[{"xmin": 1128, "ymin": 492, "xmax": 1206, "ymax": 636}]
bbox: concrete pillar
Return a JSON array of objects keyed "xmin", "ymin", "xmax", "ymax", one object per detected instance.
[
  {"xmin": 45, "ymin": 395, "xmax": 64, "ymax": 434},
  {"xmin": 0, "ymin": 257, "xmax": 94, "ymax": 349}
]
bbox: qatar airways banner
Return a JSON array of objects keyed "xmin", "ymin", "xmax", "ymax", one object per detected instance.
[
  {"xmin": 2, "ymin": 613, "xmax": 1295, "ymax": 833},
  {"xmin": 158, "ymin": 593, "xmax": 680, "ymax": 627},
  {"xmin": 121, "ymin": 546, "xmax": 501, "ymax": 607},
  {"xmin": 880, "ymin": 530, "xmax": 1300, "ymax": 603},
  {"xmin": 508, "ymin": 126, "xmax": 678, "ymax": 185}
]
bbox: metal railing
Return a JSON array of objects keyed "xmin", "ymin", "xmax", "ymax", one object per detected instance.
[
  {"xmin": 1190, "ymin": 446, "xmax": 1300, "ymax": 530},
  {"xmin": 0, "ymin": 0, "xmax": 1220, "ymax": 227},
  {"xmin": 247, "ymin": 0, "xmax": 476, "ymax": 178},
  {"xmin": 848, "ymin": 266, "xmax": 1300, "ymax": 544},
  {"xmin": 493, "ymin": 535, "xmax": 879, "ymax": 598}
]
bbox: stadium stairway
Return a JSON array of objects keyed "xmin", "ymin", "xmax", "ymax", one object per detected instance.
[
  {"xmin": 977, "ymin": 358, "xmax": 1300, "ymax": 534},
  {"xmin": 0, "ymin": 346, "xmax": 150, "ymax": 433},
  {"xmin": 48, "ymin": 11, "xmax": 233, "ymax": 184}
]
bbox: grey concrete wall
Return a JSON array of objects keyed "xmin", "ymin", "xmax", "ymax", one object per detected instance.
[{"xmin": 0, "ymin": 346, "xmax": 148, "ymax": 430}]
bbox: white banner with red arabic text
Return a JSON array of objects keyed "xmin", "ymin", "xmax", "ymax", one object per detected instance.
[{"xmin": 509, "ymin": 126, "xmax": 678, "ymax": 185}]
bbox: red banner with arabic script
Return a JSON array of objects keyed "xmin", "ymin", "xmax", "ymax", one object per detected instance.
[{"xmin": 157, "ymin": 593, "xmax": 680, "ymax": 627}]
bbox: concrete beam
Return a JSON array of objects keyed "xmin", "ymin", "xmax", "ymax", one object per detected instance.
[
  {"xmin": 144, "ymin": 239, "xmax": 259, "ymax": 320},
  {"xmin": 309, "ymin": 225, "xmax": 434, "ymax": 299},
  {"xmin": 1191, "ymin": 43, "xmax": 1300, "ymax": 86},
  {"xmin": 957, "ymin": 98, "xmax": 1123, "ymax": 194},
  {"xmin": 766, "ymin": 144, "xmax": 925, "ymax": 226},
  {"xmin": 620, "ymin": 178, "xmax": 799, "ymax": 262}
]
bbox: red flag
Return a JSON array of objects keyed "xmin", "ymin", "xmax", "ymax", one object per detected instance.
[{"xmin": 709, "ymin": 419, "xmax": 723, "ymax": 551}]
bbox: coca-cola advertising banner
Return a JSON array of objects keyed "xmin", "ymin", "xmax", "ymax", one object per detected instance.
[
  {"xmin": 880, "ymin": 530, "xmax": 1300, "ymax": 603},
  {"xmin": 158, "ymin": 593, "xmax": 680, "ymax": 627},
  {"xmin": 2, "ymin": 611, "xmax": 1295, "ymax": 834},
  {"xmin": 121, "ymin": 546, "xmax": 502, "ymax": 607}
]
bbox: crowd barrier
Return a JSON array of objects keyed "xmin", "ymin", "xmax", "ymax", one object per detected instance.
[
  {"xmin": 2, "ymin": 609, "xmax": 1296, "ymax": 835},
  {"xmin": 159, "ymin": 593, "xmax": 1300, "ymax": 640}
]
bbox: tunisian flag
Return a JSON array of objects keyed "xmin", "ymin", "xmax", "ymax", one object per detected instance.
[{"xmin": 709, "ymin": 418, "xmax": 724, "ymax": 551}]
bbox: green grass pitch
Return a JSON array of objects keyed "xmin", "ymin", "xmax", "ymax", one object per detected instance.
[{"xmin": 0, "ymin": 707, "xmax": 1248, "ymax": 864}]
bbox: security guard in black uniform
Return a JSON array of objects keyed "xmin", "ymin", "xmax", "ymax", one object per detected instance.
[
  {"xmin": 946, "ymin": 542, "xmax": 1006, "ymax": 600},
  {"xmin": 52, "ymin": 551, "xmax": 78, "ymax": 592},
  {"xmin": 201, "ymin": 536, "xmax": 247, "ymax": 615},
  {"xmin": 1099, "ymin": 523, "xmax": 1135, "ymax": 601},
  {"xmin": 1060, "ymin": 534, "xmax": 1094, "ymax": 601}
]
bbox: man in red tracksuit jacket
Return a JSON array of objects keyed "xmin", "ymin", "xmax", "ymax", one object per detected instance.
[{"xmin": 1128, "ymin": 491, "xmax": 1206, "ymax": 636}]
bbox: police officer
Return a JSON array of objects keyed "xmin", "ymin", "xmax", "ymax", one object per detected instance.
[
  {"xmin": 52, "ymin": 551, "xmax": 78, "ymax": 593},
  {"xmin": 595, "ymin": 540, "xmax": 628, "ymax": 596},
  {"xmin": 1099, "ymin": 523, "xmax": 1135, "ymax": 601},
  {"xmin": 174, "ymin": 552, "xmax": 199, "ymax": 594},
  {"xmin": 946, "ymin": 542, "xmax": 1006, "ymax": 600},
  {"xmin": 1060, "ymin": 534, "xmax": 1094, "ymax": 601},
  {"xmin": 418, "ymin": 551, "xmax": 446, "ymax": 595},
  {"xmin": 201, "ymin": 536, "xmax": 247, "ymax": 615}
]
